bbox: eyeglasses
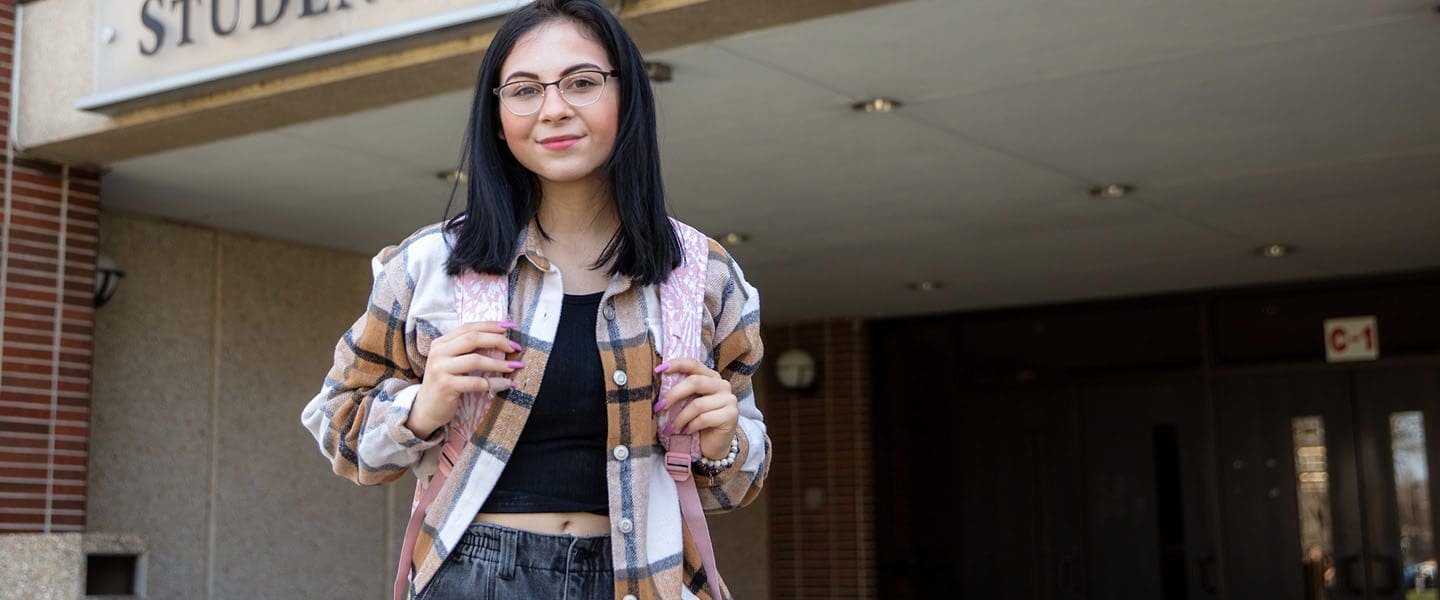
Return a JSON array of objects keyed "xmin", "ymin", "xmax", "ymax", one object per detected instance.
[{"xmin": 492, "ymin": 69, "xmax": 620, "ymax": 116}]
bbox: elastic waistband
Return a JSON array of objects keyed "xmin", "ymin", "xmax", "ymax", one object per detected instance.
[{"xmin": 454, "ymin": 520, "xmax": 612, "ymax": 574}]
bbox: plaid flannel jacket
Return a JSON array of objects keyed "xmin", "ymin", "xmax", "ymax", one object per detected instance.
[{"xmin": 300, "ymin": 217, "xmax": 771, "ymax": 599}]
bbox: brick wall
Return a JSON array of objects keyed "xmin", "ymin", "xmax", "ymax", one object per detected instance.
[
  {"xmin": 0, "ymin": 0, "xmax": 102, "ymax": 532},
  {"xmin": 761, "ymin": 318, "xmax": 876, "ymax": 599}
]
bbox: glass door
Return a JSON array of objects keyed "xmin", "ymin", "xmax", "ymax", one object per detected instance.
[
  {"xmin": 1217, "ymin": 371, "xmax": 1368, "ymax": 599},
  {"xmin": 1354, "ymin": 367, "xmax": 1440, "ymax": 600},
  {"xmin": 1218, "ymin": 366, "xmax": 1440, "ymax": 600}
]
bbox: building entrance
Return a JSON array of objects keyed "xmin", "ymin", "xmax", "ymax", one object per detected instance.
[
  {"xmin": 1218, "ymin": 367, "xmax": 1440, "ymax": 600},
  {"xmin": 873, "ymin": 272, "xmax": 1440, "ymax": 599}
]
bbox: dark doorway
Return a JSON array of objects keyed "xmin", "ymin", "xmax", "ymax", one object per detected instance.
[{"xmin": 1077, "ymin": 375, "xmax": 1217, "ymax": 600}]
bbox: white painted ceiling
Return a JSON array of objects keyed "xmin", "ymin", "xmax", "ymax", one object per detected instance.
[{"xmin": 101, "ymin": 0, "xmax": 1440, "ymax": 322}]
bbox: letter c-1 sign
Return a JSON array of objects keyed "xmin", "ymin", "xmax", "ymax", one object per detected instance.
[{"xmin": 1324, "ymin": 316, "xmax": 1378, "ymax": 363}]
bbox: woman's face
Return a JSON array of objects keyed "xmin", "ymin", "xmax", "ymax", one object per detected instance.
[{"xmin": 498, "ymin": 20, "xmax": 620, "ymax": 186}]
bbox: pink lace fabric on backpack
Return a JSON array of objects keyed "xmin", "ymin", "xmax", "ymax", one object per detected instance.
[
  {"xmin": 439, "ymin": 267, "xmax": 509, "ymax": 484},
  {"xmin": 654, "ymin": 218, "xmax": 709, "ymax": 451}
]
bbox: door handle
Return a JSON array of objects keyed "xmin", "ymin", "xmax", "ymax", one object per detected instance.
[
  {"xmin": 1370, "ymin": 555, "xmax": 1399, "ymax": 595},
  {"xmin": 1058, "ymin": 553, "xmax": 1084, "ymax": 594},
  {"xmin": 1058, "ymin": 554, "xmax": 1073, "ymax": 593},
  {"xmin": 1341, "ymin": 555, "xmax": 1365, "ymax": 596},
  {"xmin": 1196, "ymin": 554, "xmax": 1219, "ymax": 594}
]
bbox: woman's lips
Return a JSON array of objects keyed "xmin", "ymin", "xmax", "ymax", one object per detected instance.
[{"xmin": 539, "ymin": 137, "xmax": 581, "ymax": 151}]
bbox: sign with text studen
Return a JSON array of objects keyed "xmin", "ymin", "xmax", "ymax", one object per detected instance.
[
  {"xmin": 85, "ymin": 0, "xmax": 527, "ymax": 111},
  {"xmin": 1324, "ymin": 316, "xmax": 1379, "ymax": 362}
]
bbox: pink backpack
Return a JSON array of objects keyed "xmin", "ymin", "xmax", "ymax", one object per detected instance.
[{"xmin": 394, "ymin": 217, "xmax": 726, "ymax": 600}]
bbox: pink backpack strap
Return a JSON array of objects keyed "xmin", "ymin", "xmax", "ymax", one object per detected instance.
[
  {"xmin": 394, "ymin": 263, "xmax": 508, "ymax": 600},
  {"xmin": 657, "ymin": 217, "xmax": 728, "ymax": 600}
]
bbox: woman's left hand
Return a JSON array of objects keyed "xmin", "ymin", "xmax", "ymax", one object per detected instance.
[{"xmin": 654, "ymin": 358, "xmax": 739, "ymax": 461}]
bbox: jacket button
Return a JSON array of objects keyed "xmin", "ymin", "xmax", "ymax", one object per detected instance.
[
  {"xmin": 618, "ymin": 518, "xmax": 634, "ymax": 534},
  {"xmin": 612, "ymin": 445, "xmax": 629, "ymax": 461},
  {"xmin": 612, "ymin": 370, "xmax": 628, "ymax": 386},
  {"xmin": 602, "ymin": 303, "xmax": 617, "ymax": 321}
]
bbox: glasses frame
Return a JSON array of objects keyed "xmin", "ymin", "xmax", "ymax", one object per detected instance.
[{"xmin": 492, "ymin": 69, "xmax": 621, "ymax": 116}]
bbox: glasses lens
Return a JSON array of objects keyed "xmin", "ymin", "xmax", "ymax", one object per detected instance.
[
  {"xmin": 560, "ymin": 72, "xmax": 606, "ymax": 106},
  {"xmin": 501, "ymin": 82, "xmax": 545, "ymax": 114}
]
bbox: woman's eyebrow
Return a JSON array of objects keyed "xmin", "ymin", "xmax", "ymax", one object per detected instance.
[{"xmin": 504, "ymin": 62, "xmax": 605, "ymax": 83}]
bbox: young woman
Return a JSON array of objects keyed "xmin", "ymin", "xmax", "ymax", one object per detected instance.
[{"xmin": 300, "ymin": 1, "xmax": 771, "ymax": 599}]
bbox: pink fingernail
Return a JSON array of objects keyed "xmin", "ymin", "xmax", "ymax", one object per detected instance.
[
  {"xmin": 509, "ymin": 341, "xmax": 523, "ymax": 352},
  {"xmin": 653, "ymin": 400, "xmax": 666, "ymax": 413},
  {"xmin": 507, "ymin": 360, "xmax": 525, "ymax": 369},
  {"xmin": 662, "ymin": 422, "xmax": 673, "ymax": 436},
  {"xmin": 500, "ymin": 321, "xmax": 519, "ymax": 329},
  {"xmin": 654, "ymin": 363, "xmax": 669, "ymax": 374}
]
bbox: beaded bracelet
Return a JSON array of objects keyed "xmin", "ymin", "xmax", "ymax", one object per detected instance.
[{"xmin": 692, "ymin": 434, "xmax": 740, "ymax": 476}]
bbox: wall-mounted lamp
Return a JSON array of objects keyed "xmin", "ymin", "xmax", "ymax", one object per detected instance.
[
  {"xmin": 644, "ymin": 61, "xmax": 673, "ymax": 83},
  {"xmin": 95, "ymin": 252, "xmax": 125, "ymax": 308}
]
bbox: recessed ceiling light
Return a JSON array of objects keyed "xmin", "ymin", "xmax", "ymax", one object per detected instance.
[
  {"xmin": 436, "ymin": 169, "xmax": 467, "ymax": 183},
  {"xmin": 852, "ymin": 98, "xmax": 902, "ymax": 113},
  {"xmin": 1258, "ymin": 244, "xmax": 1294, "ymax": 258},
  {"xmin": 719, "ymin": 232, "xmax": 749, "ymax": 245},
  {"xmin": 644, "ymin": 61, "xmax": 673, "ymax": 83},
  {"xmin": 1089, "ymin": 184, "xmax": 1134, "ymax": 198},
  {"xmin": 908, "ymin": 280, "xmax": 944, "ymax": 292}
]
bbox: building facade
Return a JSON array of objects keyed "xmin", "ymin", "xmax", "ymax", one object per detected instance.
[{"xmin": 3, "ymin": 0, "xmax": 1439, "ymax": 599}]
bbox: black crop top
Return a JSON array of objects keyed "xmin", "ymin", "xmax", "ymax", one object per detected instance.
[{"xmin": 478, "ymin": 290, "xmax": 609, "ymax": 516}]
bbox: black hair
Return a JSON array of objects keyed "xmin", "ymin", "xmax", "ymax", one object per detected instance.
[{"xmin": 441, "ymin": 0, "xmax": 681, "ymax": 286}]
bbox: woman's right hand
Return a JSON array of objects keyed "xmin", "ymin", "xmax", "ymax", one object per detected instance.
[{"xmin": 405, "ymin": 321, "xmax": 524, "ymax": 439}]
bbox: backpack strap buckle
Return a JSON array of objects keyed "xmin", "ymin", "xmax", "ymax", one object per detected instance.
[{"xmin": 664, "ymin": 434, "xmax": 693, "ymax": 482}]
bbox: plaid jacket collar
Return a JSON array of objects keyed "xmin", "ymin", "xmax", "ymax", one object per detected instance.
[
  {"xmin": 504, "ymin": 215, "xmax": 635, "ymax": 298},
  {"xmin": 510, "ymin": 216, "xmax": 549, "ymax": 273}
]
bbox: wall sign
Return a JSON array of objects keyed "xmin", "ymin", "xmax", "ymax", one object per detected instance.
[
  {"xmin": 80, "ymin": 0, "xmax": 531, "ymax": 112},
  {"xmin": 1323, "ymin": 316, "xmax": 1379, "ymax": 363}
]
